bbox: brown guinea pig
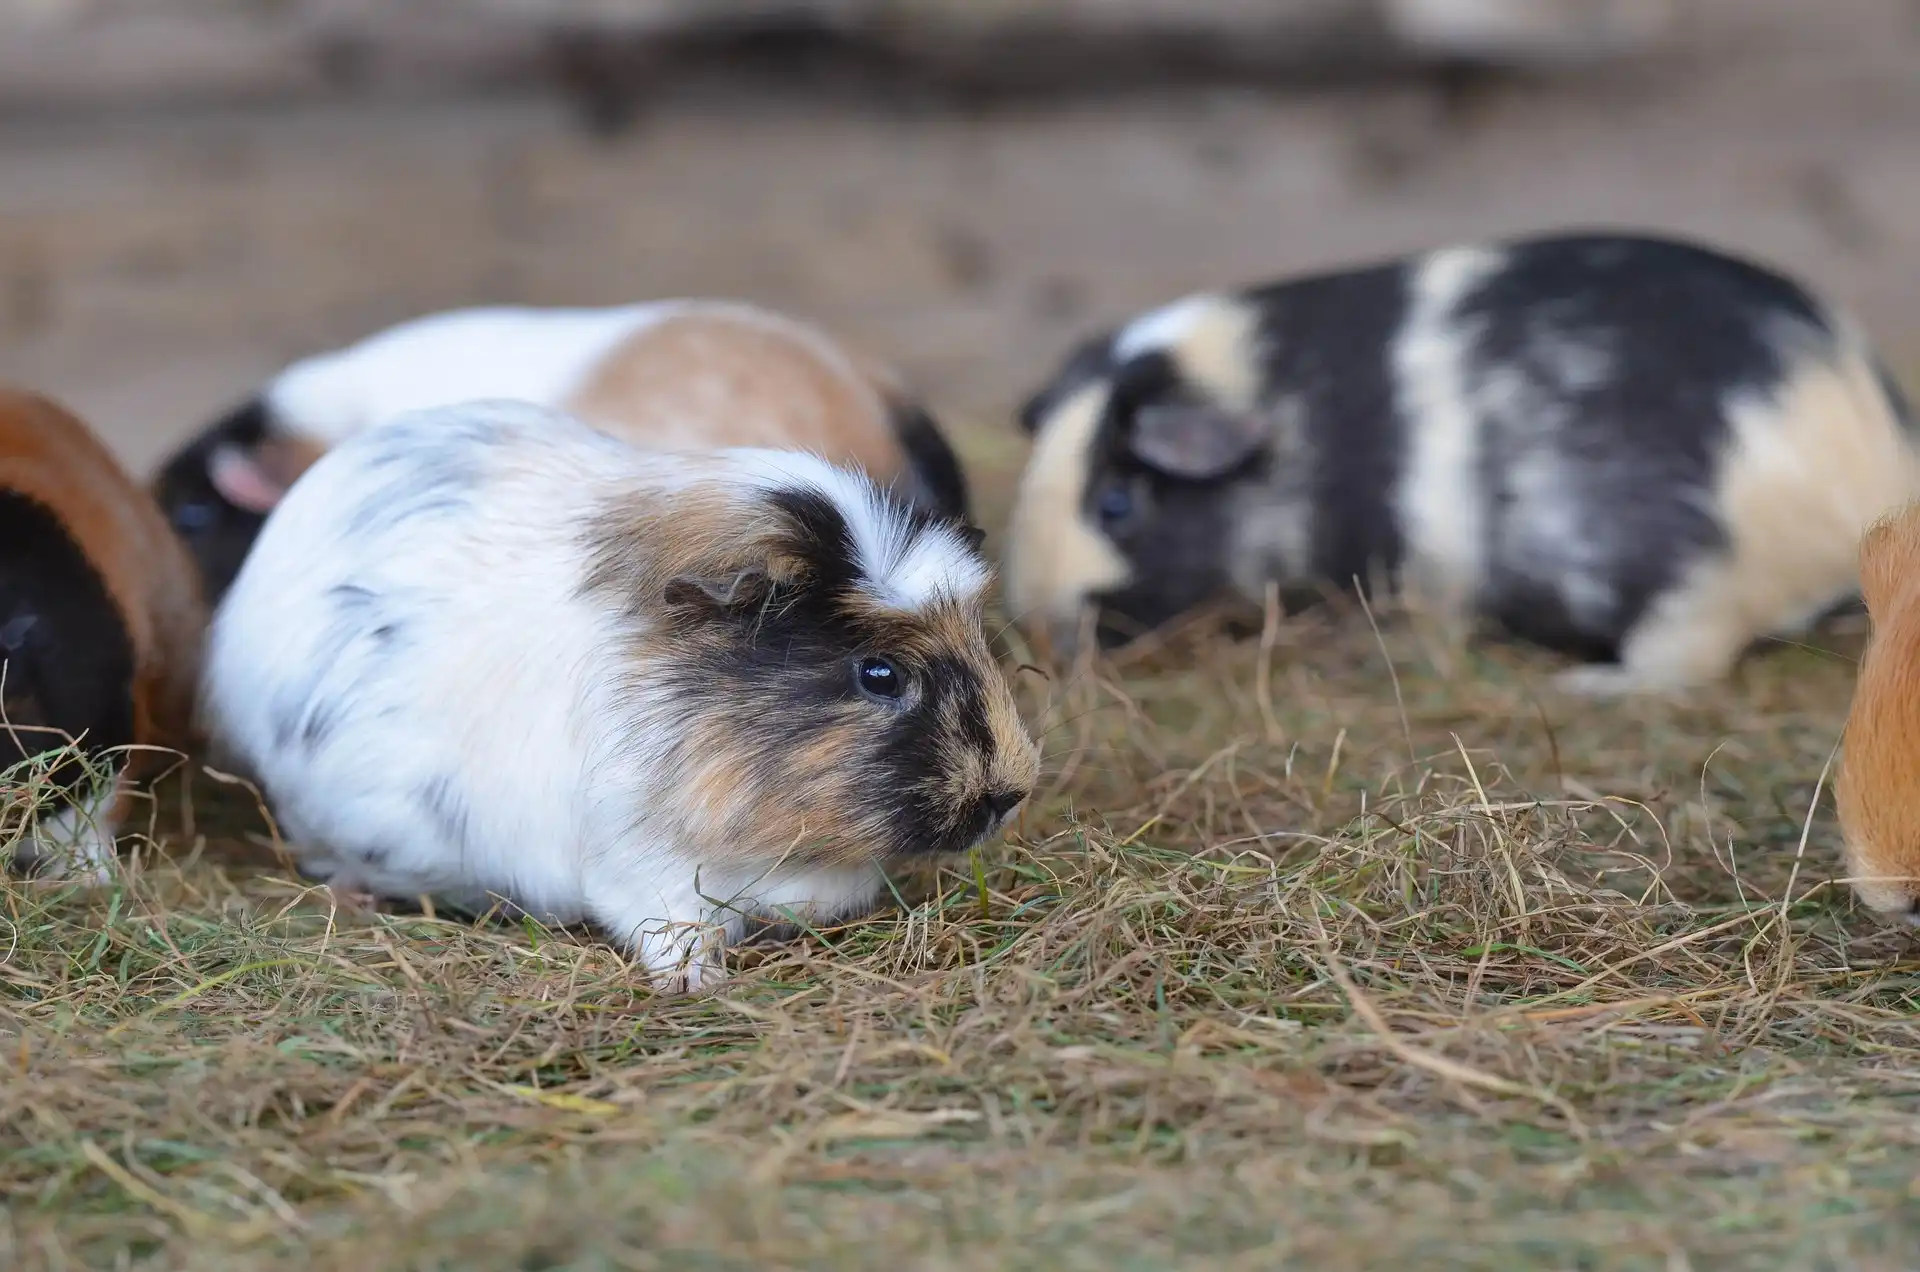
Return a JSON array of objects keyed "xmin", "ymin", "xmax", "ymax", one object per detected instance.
[
  {"xmin": 0, "ymin": 385, "xmax": 206, "ymax": 881},
  {"xmin": 152, "ymin": 299, "xmax": 972, "ymax": 605},
  {"xmin": 1836, "ymin": 501, "xmax": 1920, "ymax": 922}
]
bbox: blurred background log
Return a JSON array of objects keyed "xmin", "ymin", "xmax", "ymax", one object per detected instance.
[{"xmin": 0, "ymin": 0, "xmax": 1679, "ymax": 126}]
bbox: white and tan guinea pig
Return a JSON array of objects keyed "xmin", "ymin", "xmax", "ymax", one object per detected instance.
[
  {"xmin": 153, "ymin": 299, "xmax": 972, "ymax": 603},
  {"xmin": 1835, "ymin": 502, "xmax": 1920, "ymax": 924},
  {"xmin": 197, "ymin": 398, "xmax": 1036, "ymax": 990},
  {"xmin": 1, "ymin": 385, "xmax": 206, "ymax": 880},
  {"xmin": 1006, "ymin": 231, "xmax": 1920, "ymax": 696}
]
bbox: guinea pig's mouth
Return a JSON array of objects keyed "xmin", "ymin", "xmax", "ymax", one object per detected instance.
[{"xmin": 921, "ymin": 789, "xmax": 1029, "ymax": 859}]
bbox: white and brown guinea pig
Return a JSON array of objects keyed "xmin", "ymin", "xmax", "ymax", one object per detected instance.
[
  {"xmin": 1006, "ymin": 231, "xmax": 1920, "ymax": 696},
  {"xmin": 1835, "ymin": 502, "xmax": 1920, "ymax": 923},
  {"xmin": 153, "ymin": 299, "xmax": 972, "ymax": 602},
  {"xmin": 197, "ymin": 398, "xmax": 1037, "ymax": 990},
  {"xmin": 0, "ymin": 385, "xmax": 206, "ymax": 880}
]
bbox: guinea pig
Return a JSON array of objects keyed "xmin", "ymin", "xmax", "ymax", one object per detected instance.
[
  {"xmin": 196, "ymin": 398, "xmax": 1037, "ymax": 990},
  {"xmin": 1834, "ymin": 501, "xmax": 1920, "ymax": 923},
  {"xmin": 1005, "ymin": 231, "xmax": 1920, "ymax": 696},
  {"xmin": 0, "ymin": 385, "xmax": 206, "ymax": 880},
  {"xmin": 153, "ymin": 299, "xmax": 972, "ymax": 604}
]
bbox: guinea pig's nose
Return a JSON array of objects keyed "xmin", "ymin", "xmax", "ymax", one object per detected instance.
[{"xmin": 985, "ymin": 789, "xmax": 1027, "ymax": 823}]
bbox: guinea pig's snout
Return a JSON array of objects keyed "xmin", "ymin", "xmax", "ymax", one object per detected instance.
[
  {"xmin": 1898, "ymin": 893, "xmax": 1920, "ymax": 927},
  {"xmin": 966, "ymin": 786, "xmax": 1031, "ymax": 846},
  {"xmin": 984, "ymin": 788, "xmax": 1026, "ymax": 825}
]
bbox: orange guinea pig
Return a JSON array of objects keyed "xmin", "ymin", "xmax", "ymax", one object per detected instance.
[
  {"xmin": 0, "ymin": 385, "xmax": 207, "ymax": 881},
  {"xmin": 1836, "ymin": 501, "xmax": 1920, "ymax": 922}
]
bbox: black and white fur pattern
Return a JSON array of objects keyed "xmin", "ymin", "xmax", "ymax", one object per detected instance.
[
  {"xmin": 1005, "ymin": 232, "xmax": 1920, "ymax": 694},
  {"xmin": 198, "ymin": 399, "xmax": 1037, "ymax": 990}
]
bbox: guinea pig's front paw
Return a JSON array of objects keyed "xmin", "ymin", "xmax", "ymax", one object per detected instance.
[
  {"xmin": 325, "ymin": 880, "xmax": 385, "ymax": 913},
  {"xmin": 631, "ymin": 925, "xmax": 729, "ymax": 995},
  {"xmin": 19, "ymin": 800, "xmax": 120, "ymax": 886},
  {"xmin": 1551, "ymin": 663, "xmax": 1696, "ymax": 700},
  {"xmin": 1552, "ymin": 664, "xmax": 1641, "ymax": 698}
]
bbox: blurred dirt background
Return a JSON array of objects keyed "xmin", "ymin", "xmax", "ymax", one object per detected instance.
[{"xmin": 0, "ymin": 0, "xmax": 1916, "ymax": 506}]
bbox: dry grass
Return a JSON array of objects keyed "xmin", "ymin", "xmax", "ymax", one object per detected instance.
[{"xmin": 5, "ymin": 585, "xmax": 1918, "ymax": 1271}]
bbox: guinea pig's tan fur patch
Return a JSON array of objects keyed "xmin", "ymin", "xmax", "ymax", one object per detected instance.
[
  {"xmin": 582, "ymin": 475, "xmax": 1037, "ymax": 872},
  {"xmin": 1836, "ymin": 501, "xmax": 1920, "ymax": 919},
  {"xmin": 1151, "ymin": 296, "xmax": 1264, "ymax": 413},
  {"xmin": 579, "ymin": 478, "xmax": 797, "ymax": 622},
  {"xmin": 566, "ymin": 304, "xmax": 909, "ymax": 486},
  {"xmin": 1606, "ymin": 342, "xmax": 1920, "ymax": 693},
  {"xmin": 0, "ymin": 386, "xmax": 207, "ymax": 755},
  {"xmin": 1003, "ymin": 381, "xmax": 1131, "ymax": 650}
]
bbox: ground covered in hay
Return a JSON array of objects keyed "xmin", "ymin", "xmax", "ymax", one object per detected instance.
[
  {"xmin": 4, "ymin": 529, "xmax": 1917, "ymax": 1269},
  {"xmin": 4, "ymin": 9, "xmax": 1920, "ymax": 1256}
]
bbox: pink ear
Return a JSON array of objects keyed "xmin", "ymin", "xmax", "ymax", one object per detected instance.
[{"xmin": 208, "ymin": 443, "xmax": 292, "ymax": 514}]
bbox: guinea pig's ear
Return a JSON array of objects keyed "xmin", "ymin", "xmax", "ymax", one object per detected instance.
[
  {"xmin": 207, "ymin": 435, "xmax": 322, "ymax": 515},
  {"xmin": 207, "ymin": 444, "xmax": 287, "ymax": 514},
  {"xmin": 956, "ymin": 523, "xmax": 987, "ymax": 553},
  {"xmin": 663, "ymin": 567, "xmax": 775, "ymax": 616},
  {"xmin": 1860, "ymin": 508, "xmax": 1920, "ymax": 614},
  {"xmin": 1125, "ymin": 402, "xmax": 1268, "ymax": 481}
]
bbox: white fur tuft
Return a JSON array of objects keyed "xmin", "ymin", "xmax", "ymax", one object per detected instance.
[{"xmin": 724, "ymin": 449, "xmax": 990, "ymax": 612}]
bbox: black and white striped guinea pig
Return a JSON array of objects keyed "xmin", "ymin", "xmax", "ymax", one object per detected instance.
[
  {"xmin": 1005, "ymin": 231, "xmax": 1920, "ymax": 696},
  {"xmin": 0, "ymin": 385, "xmax": 207, "ymax": 880},
  {"xmin": 197, "ymin": 398, "xmax": 1037, "ymax": 990},
  {"xmin": 152, "ymin": 299, "xmax": 972, "ymax": 604}
]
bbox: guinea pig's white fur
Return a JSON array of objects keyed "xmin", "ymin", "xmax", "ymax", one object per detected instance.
[
  {"xmin": 198, "ymin": 399, "xmax": 1035, "ymax": 990},
  {"xmin": 155, "ymin": 299, "xmax": 971, "ymax": 605},
  {"xmin": 1006, "ymin": 232, "xmax": 1920, "ymax": 696}
]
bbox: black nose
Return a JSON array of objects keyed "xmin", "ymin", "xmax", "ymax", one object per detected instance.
[{"xmin": 985, "ymin": 789, "xmax": 1027, "ymax": 823}]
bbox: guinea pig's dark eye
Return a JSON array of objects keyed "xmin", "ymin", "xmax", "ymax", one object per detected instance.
[
  {"xmin": 1095, "ymin": 481, "xmax": 1135, "ymax": 528},
  {"xmin": 172, "ymin": 502, "xmax": 218, "ymax": 531},
  {"xmin": 855, "ymin": 656, "xmax": 906, "ymax": 701}
]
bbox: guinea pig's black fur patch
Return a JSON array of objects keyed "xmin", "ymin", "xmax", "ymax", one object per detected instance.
[
  {"xmin": 1016, "ymin": 330, "xmax": 1116, "ymax": 435},
  {"xmin": 661, "ymin": 486, "xmax": 1005, "ymax": 860},
  {"xmin": 151, "ymin": 397, "xmax": 272, "ymax": 606},
  {"xmin": 0, "ymin": 490, "xmax": 135, "ymax": 821},
  {"xmin": 885, "ymin": 397, "xmax": 973, "ymax": 524}
]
